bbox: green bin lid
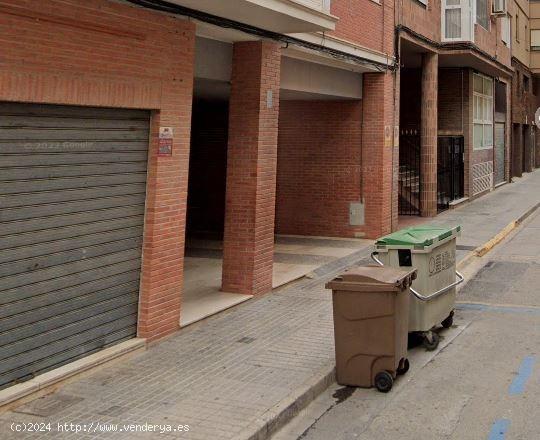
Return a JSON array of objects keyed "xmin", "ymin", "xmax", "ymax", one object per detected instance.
[{"xmin": 376, "ymin": 225, "xmax": 461, "ymax": 249}]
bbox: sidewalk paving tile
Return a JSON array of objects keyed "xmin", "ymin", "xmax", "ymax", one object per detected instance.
[{"xmin": 1, "ymin": 170, "xmax": 539, "ymax": 439}]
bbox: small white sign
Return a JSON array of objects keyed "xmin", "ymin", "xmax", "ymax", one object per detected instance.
[
  {"xmin": 535, "ymin": 108, "xmax": 540, "ymax": 129},
  {"xmin": 266, "ymin": 90, "xmax": 273, "ymax": 109},
  {"xmin": 159, "ymin": 127, "xmax": 174, "ymax": 139}
]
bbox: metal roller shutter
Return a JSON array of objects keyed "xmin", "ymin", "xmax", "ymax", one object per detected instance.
[{"xmin": 0, "ymin": 103, "xmax": 149, "ymax": 389}]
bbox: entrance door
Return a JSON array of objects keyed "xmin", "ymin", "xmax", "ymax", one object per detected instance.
[
  {"xmin": 437, "ymin": 136, "xmax": 464, "ymax": 212},
  {"xmin": 398, "ymin": 132, "xmax": 421, "ymax": 215},
  {"xmin": 494, "ymin": 122, "xmax": 505, "ymax": 185},
  {"xmin": 0, "ymin": 103, "xmax": 149, "ymax": 389}
]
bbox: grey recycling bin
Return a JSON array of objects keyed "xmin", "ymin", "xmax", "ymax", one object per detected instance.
[{"xmin": 371, "ymin": 225, "xmax": 464, "ymax": 350}]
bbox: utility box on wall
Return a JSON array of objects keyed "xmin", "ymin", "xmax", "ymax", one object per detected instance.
[{"xmin": 349, "ymin": 202, "xmax": 365, "ymax": 226}]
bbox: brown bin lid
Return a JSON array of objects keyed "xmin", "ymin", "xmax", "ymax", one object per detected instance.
[{"xmin": 326, "ymin": 265, "xmax": 417, "ymax": 292}]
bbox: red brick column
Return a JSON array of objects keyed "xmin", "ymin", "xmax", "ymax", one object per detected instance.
[
  {"xmin": 512, "ymin": 124, "xmax": 523, "ymax": 178},
  {"xmin": 420, "ymin": 52, "xmax": 438, "ymax": 217},
  {"xmin": 361, "ymin": 72, "xmax": 396, "ymax": 238},
  {"xmin": 222, "ymin": 41, "xmax": 281, "ymax": 295},
  {"xmin": 524, "ymin": 125, "xmax": 533, "ymax": 173},
  {"xmin": 138, "ymin": 25, "xmax": 196, "ymax": 342},
  {"xmin": 536, "ymin": 127, "xmax": 540, "ymax": 169}
]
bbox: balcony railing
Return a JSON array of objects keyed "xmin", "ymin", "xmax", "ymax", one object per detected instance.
[{"xmin": 442, "ymin": 0, "xmax": 474, "ymax": 43}]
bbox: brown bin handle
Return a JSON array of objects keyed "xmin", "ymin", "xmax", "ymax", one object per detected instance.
[{"xmin": 370, "ymin": 252, "xmax": 464, "ymax": 302}]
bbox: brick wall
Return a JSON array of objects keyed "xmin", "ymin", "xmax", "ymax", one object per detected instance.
[
  {"xmin": 222, "ymin": 41, "xmax": 281, "ymax": 296},
  {"xmin": 438, "ymin": 68, "xmax": 465, "ymax": 135},
  {"xmin": 510, "ymin": 60, "xmax": 537, "ymax": 175},
  {"xmin": 330, "ymin": 0, "xmax": 393, "ymax": 55},
  {"xmin": 512, "ymin": 60, "xmax": 536, "ymax": 125},
  {"xmin": 400, "ymin": 0, "xmax": 441, "ymax": 42},
  {"xmin": 399, "ymin": 0, "xmax": 510, "ymax": 69},
  {"xmin": 0, "ymin": 0, "xmax": 196, "ymax": 341},
  {"xmin": 276, "ymin": 100, "xmax": 363, "ymax": 238},
  {"xmin": 474, "ymin": 21, "xmax": 511, "ymax": 68},
  {"xmin": 362, "ymin": 73, "xmax": 397, "ymax": 238}
]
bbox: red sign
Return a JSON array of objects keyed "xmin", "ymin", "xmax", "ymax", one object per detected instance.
[{"xmin": 158, "ymin": 127, "xmax": 173, "ymax": 156}]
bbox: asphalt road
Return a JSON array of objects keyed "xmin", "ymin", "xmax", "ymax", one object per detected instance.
[{"xmin": 274, "ymin": 210, "xmax": 540, "ymax": 440}]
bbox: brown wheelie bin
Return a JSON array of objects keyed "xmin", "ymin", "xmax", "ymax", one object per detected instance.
[{"xmin": 326, "ymin": 265, "xmax": 417, "ymax": 392}]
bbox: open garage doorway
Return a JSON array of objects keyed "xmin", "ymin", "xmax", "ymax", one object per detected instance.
[
  {"xmin": 273, "ymin": 57, "xmax": 371, "ymax": 286},
  {"xmin": 181, "ymin": 37, "xmax": 254, "ymax": 327},
  {"xmin": 182, "ymin": 41, "xmax": 372, "ymax": 326},
  {"xmin": 182, "ymin": 94, "xmax": 252, "ymax": 327}
]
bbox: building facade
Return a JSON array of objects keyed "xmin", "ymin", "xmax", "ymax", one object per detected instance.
[
  {"xmin": 0, "ymin": 0, "xmax": 397, "ymax": 389},
  {"xmin": 1, "ymin": 0, "xmax": 539, "ymax": 392},
  {"xmin": 397, "ymin": 0, "xmax": 514, "ymax": 218},
  {"xmin": 510, "ymin": 0, "xmax": 538, "ymax": 176},
  {"xmin": 529, "ymin": 0, "xmax": 540, "ymax": 168}
]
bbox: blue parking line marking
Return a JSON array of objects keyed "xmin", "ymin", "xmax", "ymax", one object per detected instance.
[
  {"xmin": 488, "ymin": 419, "xmax": 510, "ymax": 440},
  {"xmin": 509, "ymin": 356, "xmax": 536, "ymax": 395}
]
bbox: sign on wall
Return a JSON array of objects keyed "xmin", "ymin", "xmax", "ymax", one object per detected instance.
[
  {"xmin": 158, "ymin": 127, "xmax": 173, "ymax": 156},
  {"xmin": 535, "ymin": 108, "xmax": 540, "ymax": 129}
]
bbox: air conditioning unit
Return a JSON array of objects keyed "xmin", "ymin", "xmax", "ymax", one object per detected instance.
[{"xmin": 492, "ymin": 0, "xmax": 507, "ymax": 16}]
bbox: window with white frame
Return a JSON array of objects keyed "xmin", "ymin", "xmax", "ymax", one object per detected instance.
[
  {"xmin": 476, "ymin": 0, "xmax": 489, "ymax": 29},
  {"xmin": 444, "ymin": 0, "xmax": 462, "ymax": 39},
  {"xmin": 501, "ymin": 14, "xmax": 511, "ymax": 47},
  {"xmin": 473, "ymin": 73, "xmax": 494, "ymax": 150},
  {"xmin": 442, "ymin": 0, "xmax": 474, "ymax": 41},
  {"xmin": 532, "ymin": 29, "xmax": 540, "ymax": 50}
]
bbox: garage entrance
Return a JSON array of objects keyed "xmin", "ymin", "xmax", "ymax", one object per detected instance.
[
  {"xmin": 182, "ymin": 97, "xmax": 251, "ymax": 327},
  {"xmin": 0, "ymin": 103, "xmax": 149, "ymax": 389}
]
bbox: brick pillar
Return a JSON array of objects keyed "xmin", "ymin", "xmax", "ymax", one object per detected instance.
[
  {"xmin": 536, "ymin": 127, "xmax": 540, "ymax": 169},
  {"xmin": 392, "ymin": 68, "xmax": 401, "ymax": 232},
  {"xmin": 505, "ymin": 79, "xmax": 512, "ymax": 182},
  {"xmin": 222, "ymin": 41, "xmax": 281, "ymax": 295},
  {"xmin": 523, "ymin": 125, "xmax": 533, "ymax": 173},
  {"xmin": 420, "ymin": 52, "xmax": 438, "ymax": 217},
  {"xmin": 362, "ymin": 72, "xmax": 396, "ymax": 238},
  {"xmin": 138, "ymin": 23, "xmax": 195, "ymax": 342},
  {"xmin": 512, "ymin": 124, "xmax": 523, "ymax": 178}
]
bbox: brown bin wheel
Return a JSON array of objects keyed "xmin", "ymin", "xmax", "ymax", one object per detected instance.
[
  {"xmin": 374, "ymin": 371, "xmax": 393, "ymax": 393},
  {"xmin": 441, "ymin": 310, "xmax": 455, "ymax": 329},
  {"xmin": 397, "ymin": 358, "xmax": 410, "ymax": 375}
]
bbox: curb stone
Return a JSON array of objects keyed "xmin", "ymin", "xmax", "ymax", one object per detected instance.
[
  {"xmin": 237, "ymin": 365, "xmax": 336, "ymax": 440},
  {"xmin": 475, "ymin": 202, "xmax": 540, "ymax": 258}
]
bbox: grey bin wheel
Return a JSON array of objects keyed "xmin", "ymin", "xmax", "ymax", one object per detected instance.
[
  {"xmin": 441, "ymin": 310, "xmax": 455, "ymax": 329},
  {"xmin": 422, "ymin": 331, "xmax": 440, "ymax": 351},
  {"xmin": 397, "ymin": 358, "xmax": 410, "ymax": 375},
  {"xmin": 374, "ymin": 371, "xmax": 394, "ymax": 393}
]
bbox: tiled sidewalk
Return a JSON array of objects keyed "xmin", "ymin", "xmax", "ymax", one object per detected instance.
[
  {"xmin": 0, "ymin": 247, "xmax": 372, "ymax": 440},
  {"xmin": 1, "ymin": 170, "xmax": 539, "ymax": 440}
]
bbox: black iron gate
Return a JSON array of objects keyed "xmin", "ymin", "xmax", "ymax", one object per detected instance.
[
  {"xmin": 437, "ymin": 136, "xmax": 464, "ymax": 212},
  {"xmin": 398, "ymin": 132, "xmax": 421, "ymax": 215}
]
